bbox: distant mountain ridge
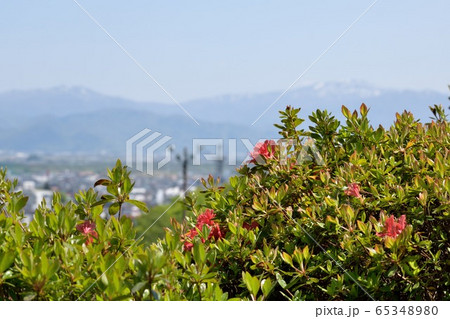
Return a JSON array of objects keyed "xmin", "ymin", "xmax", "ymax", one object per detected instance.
[{"xmin": 0, "ymin": 81, "xmax": 448, "ymax": 155}]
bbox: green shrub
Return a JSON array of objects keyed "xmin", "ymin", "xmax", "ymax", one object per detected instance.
[{"xmin": 0, "ymin": 104, "xmax": 448, "ymax": 300}]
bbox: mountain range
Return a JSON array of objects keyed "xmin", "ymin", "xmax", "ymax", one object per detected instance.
[{"xmin": 0, "ymin": 81, "xmax": 448, "ymax": 155}]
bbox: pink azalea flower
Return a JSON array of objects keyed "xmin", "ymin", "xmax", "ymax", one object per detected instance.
[
  {"xmin": 76, "ymin": 220, "xmax": 98, "ymax": 245},
  {"xmin": 249, "ymin": 140, "xmax": 276, "ymax": 164},
  {"xmin": 376, "ymin": 215, "xmax": 407, "ymax": 239},
  {"xmin": 344, "ymin": 183, "xmax": 361, "ymax": 198}
]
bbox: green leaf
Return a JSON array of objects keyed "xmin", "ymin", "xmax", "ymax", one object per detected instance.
[
  {"xmin": 193, "ymin": 242, "xmax": 206, "ymax": 265},
  {"xmin": 357, "ymin": 220, "xmax": 367, "ymax": 233},
  {"xmin": 108, "ymin": 202, "xmax": 120, "ymax": 216},
  {"xmin": 324, "ymin": 196, "xmax": 337, "ymax": 207},
  {"xmin": 0, "ymin": 251, "xmax": 15, "ymax": 273},
  {"xmin": 174, "ymin": 251, "xmax": 186, "ymax": 268},
  {"xmin": 276, "ymin": 272, "xmax": 287, "ymax": 289},
  {"xmin": 228, "ymin": 222, "xmax": 237, "ymax": 235},
  {"xmin": 40, "ymin": 253, "xmax": 49, "ymax": 274},
  {"xmin": 387, "ymin": 266, "xmax": 398, "ymax": 277},
  {"xmin": 281, "ymin": 252, "xmax": 293, "ymax": 266},
  {"xmin": 261, "ymin": 278, "xmax": 274, "ymax": 297},
  {"xmin": 123, "ymin": 177, "xmax": 133, "ymax": 193},
  {"xmin": 15, "ymin": 196, "xmax": 28, "ymax": 212},
  {"xmin": 101, "ymin": 273, "xmax": 109, "ymax": 286},
  {"xmin": 229, "ymin": 176, "xmax": 238, "ymax": 188},
  {"xmin": 23, "ymin": 293, "xmax": 37, "ymax": 301},
  {"xmin": 341, "ymin": 105, "xmax": 351, "ymax": 119},
  {"xmin": 242, "ymin": 272, "xmax": 260, "ymax": 299},
  {"xmin": 131, "ymin": 281, "xmax": 147, "ymax": 294},
  {"xmin": 126, "ymin": 199, "xmax": 149, "ymax": 213},
  {"xmin": 165, "ymin": 231, "xmax": 175, "ymax": 250},
  {"xmin": 303, "ymin": 246, "xmax": 310, "ymax": 262},
  {"xmin": 360, "ymin": 103, "xmax": 368, "ymax": 116}
]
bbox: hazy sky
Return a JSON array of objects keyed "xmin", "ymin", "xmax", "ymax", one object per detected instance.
[{"xmin": 1, "ymin": 0, "xmax": 449, "ymax": 102}]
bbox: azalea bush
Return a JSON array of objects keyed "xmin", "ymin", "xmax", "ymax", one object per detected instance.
[
  {"xmin": 175, "ymin": 104, "xmax": 449, "ymax": 300},
  {"xmin": 0, "ymin": 104, "xmax": 448, "ymax": 300}
]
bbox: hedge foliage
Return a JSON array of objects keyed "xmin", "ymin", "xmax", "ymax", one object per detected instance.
[{"xmin": 0, "ymin": 104, "xmax": 448, "ymax": 300}]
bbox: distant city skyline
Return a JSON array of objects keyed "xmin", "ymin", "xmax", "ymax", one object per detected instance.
[{"xmin": 1, "ymin": 0, "xmax": 449, "ymax": 104}]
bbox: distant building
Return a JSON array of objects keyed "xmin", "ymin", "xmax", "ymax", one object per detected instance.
[
  {"xmin": 33, "ymin": 190, "xmax": 53, "ymax": 209},
  {"xmin": 22, "ymin": 180, "xmax": 36, "ymax": 191}
]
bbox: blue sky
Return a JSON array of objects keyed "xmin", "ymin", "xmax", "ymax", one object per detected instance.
[{"xmin": 1, "ymin": 0, "xmax": 449, "ymax": 102}]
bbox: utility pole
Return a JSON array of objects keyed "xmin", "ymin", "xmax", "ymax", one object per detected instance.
[
  {"xmin": 176, "ymin": 147, "xmax": 190, "ymax": 220},
  {"xmin": 182, "ymin": 147, "xmax": 188, "ymax": 197},
  {"xmin": 216, "ymin": 143, "xmax": 225, "ymax": 182}
]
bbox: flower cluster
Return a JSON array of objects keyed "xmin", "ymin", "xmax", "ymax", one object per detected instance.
[
  {"xmin": 183, "ymin": 209, "xmax": 224, "ymax": 251},
  {"xmin": 344, "ymin": 183, "xmax": 361, "ymax": 198},
  {"xmin": 249, "ymin": 140, "xmax": 276, "ymax": 164},
  {"xmin": 76, "ymin": 220, "xmax": 98, "ymax": 245},
  {"xmin": 376, "ymin": 215, "xmax": 407, "ymax": 239}
]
